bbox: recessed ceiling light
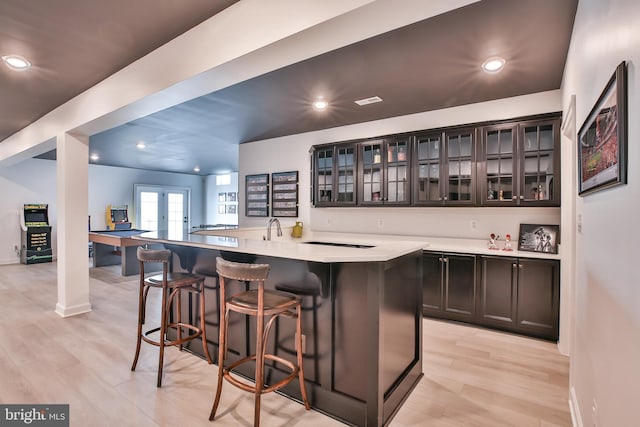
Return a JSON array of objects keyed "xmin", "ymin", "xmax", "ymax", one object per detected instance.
[
  {"xmin": 2, "ymin": 54, "xmax": 31, "ymax": 71},
  {"xmin": 193, "ymin": 166, "xmax": 200, "ymax": 172},
  {"xmin": 354, "ymin": 96, "xmax": 383, "ymax": 106},
  {"xmin": 136, "ymin": 142, "xmax": 146, "ymax": 149},
  {"xmin": 312, "ymin": 99, "xmax": 329, "ymax": 111},
  {"xmin": 90, "ymin": 153, "xmax": 99, "ymax": 161},
  {"xmin": 482, "ymin": 57, "xmax": 506, "ymax": 73}
]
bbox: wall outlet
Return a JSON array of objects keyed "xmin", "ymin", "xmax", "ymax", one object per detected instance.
[
  {"xmin": 470, "ymin": 219, "xmax": 477, "ymax": 230},
  {"xmin": 377, "ymin": 219, "xmax": 384, "ymax": 230}
]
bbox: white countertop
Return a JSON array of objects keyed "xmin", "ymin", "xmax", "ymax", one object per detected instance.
[
  {"xmin": 135, "ymin": 229, "xmax": 425, "ymax": 263},
  {"xmin": 134, "ymin": 228, "xmax": 560, "ymax": 263}
]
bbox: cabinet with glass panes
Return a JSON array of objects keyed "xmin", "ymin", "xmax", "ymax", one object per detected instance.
[
  {"xmin": 413, "ymin": 127, "xmax": 476, "ymax": 206},
  {"xmin": 479, "ymin": 115, "xmax": 560, "ymax": 206},
  {"xmin": 312, "ymin": 143, "xmax": 357, "ymax": 206},
  {"xmin": 358, "ymin": 136, "xmax": 410, "ymax": 205}
]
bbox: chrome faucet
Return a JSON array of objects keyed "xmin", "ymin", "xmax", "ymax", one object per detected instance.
[{"xmin": 266, "ymin": 218, "xmax": 282, "ymax": 241}]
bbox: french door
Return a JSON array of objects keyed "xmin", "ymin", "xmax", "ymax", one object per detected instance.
[{"xmin": 134, "ymin": 185, "xmax": 190, "ymax": 239}]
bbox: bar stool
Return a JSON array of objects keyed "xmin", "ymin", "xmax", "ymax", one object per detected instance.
[
  {"xmin": 131, "ymin": 247, "xmax": 213, "ymax": 387},
  {"xmin": 209, "ymin": 257, "xmax": 310, "ymax": 426}
]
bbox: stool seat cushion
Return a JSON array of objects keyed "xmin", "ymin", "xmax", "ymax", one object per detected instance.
[
  {"xmin": 146, "ymin": 272, "xmax": 203, "ymax": 287},
  {"xmin": 229, "ymin": 289, "xmax": 299, "ymax": 310}
]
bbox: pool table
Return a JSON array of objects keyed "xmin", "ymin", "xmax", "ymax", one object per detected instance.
[{"xmin": 89, "ymin": 229, "xmax": 162, "ymax": 276}]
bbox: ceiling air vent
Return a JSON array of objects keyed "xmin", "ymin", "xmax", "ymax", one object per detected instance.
[{"xmin": 354, "ymin": 96, "xmax": 383, "ymax": 106}]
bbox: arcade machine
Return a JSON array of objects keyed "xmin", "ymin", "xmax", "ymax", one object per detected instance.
[
  {"xmin": 106, "ymin": 205, "xmax": 131, "ymax": 230},
  {"xmin": 20, "ymin": 204, "xmax": 53, "ymax": 264}
]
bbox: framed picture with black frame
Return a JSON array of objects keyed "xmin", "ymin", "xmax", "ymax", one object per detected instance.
[
  {"xmin": 578, "ymin": 61, "xmax": 628, "ymax": 196},
  {"xmin": 245, "ymin": 174, "xmax": 269, "ymax": 217},
  {"xmin": 271, "ymin": 171, "xmax": 298, "ymax": 217},
  {"xmin": 518, "ymin": 224, "xmax": 559, "ymax": 255}
]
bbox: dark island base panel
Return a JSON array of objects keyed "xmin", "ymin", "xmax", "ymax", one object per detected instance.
[
  {"xmin": 167, "ymin": 248, "xmax": 423, "ymax": 427},
  {"xmin": 92, "ymin": 242, "xmax": 164, "ymax": 276}
]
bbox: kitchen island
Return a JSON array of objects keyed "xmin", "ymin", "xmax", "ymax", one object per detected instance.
[{"xmin": 134, "ymin": 229, "xmax": 424, "ymax": 427}]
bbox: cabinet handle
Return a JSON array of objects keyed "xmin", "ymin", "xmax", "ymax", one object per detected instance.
[
  {"xmin": 512, "ymin": 196, "xmax": 517, "ymax": 200},
  {"xmin": 443, "ymin": 257, "xmax": 449, "ymax": 263},
  {"xmin": 443, "ymin": 196, "xmax": 448, "ymax": 201},
  {"xmin": 438, "ymin": 257, "xmax": 443, "ymax": 262},
  {"xmin": 518, "ymin": 263, "xmax": 523, "ymax": 269},
  {"xmin": 520, "ymin": 195, "xmax": 525, "ymax": 200},
  {"xmin": 512, "ymin": 263, "xmax": 517, "ymax": 269}
]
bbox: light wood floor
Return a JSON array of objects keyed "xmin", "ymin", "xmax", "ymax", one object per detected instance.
[{"xmin": 0, "ymin": 262, "xmax": 571, "ymax": 426}]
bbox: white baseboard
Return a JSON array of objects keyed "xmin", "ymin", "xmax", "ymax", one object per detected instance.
[
  {"xmin": 55, "ymin": 302, "xmax": 92, "ymax": 317},
  {"xmin": 569, "ymin": 386, "xmax": 583, "ymax": 427}
]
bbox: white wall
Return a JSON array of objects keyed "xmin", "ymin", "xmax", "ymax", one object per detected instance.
[
  {"xmin": 0, "ymin": 159, "xmax": 58, "ymax": 264},
  {"xmin": 204, "ymin": 172, "xmax": 239, "ymax": 226},
  {"xmin": 562, "ymin": 1, "xmax": 640, "ymax": 426},
  {"xmin": 0, "ymin": 158, "xmax": 204, "ymax": 264},
  {"xmin": 240, "ymin": 90, "xmax": 562, "ymax": 240}
]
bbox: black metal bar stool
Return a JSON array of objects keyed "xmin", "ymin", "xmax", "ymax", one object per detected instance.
[
  {"xmin": 131, "ymin": 247, "xmax": 213, "ymax": 387},
  {"xmin": 209, "ymin": 257, "xmax": 310, "ymax": 426}
]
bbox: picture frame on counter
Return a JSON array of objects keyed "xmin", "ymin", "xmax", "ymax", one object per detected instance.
[
  {"xmin": 518, "ymin": 224, "xmax": 559, "ymax": 254},
  {"xmin": 578, "ymin": 60, "xmax": 627, "ymax": 196}
]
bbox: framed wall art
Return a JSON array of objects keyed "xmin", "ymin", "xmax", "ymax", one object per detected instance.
[
  {"xmin": 578, "ymin": 61, "xmax": 627, "ymax": 196},
  {"xmin": 245, "ymin": 174, "xmax": 269, "ymax": 217},
  {"xmin": 271, "ymin": 171, "xmax": 298, "ymax": 217},
  {"xmin": 518, "ymin": 224, "xmax": 559, "ymax": 255}
]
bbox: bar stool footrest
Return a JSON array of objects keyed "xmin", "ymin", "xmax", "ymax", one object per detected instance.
[
  {"xmin": 223, "ymin": 354, "xmax": 299, "ymax": 394},
  {"xmin": 141, "ymin": 323, "xmax": 203, "ymax": 347}
]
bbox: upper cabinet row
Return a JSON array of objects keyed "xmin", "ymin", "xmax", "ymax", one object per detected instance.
[{"xmin": 312, "ymin": 114, "xmax": 561, "ymax": 207}]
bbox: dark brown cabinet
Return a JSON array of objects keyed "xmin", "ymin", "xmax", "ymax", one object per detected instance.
[
  {"xmin": 312, "ymin": 143, "xmax": 357, "ymax": 206},
  {"xmin": 478, "ymin": 255, "xmax": 559, "ymax": 340},
  {"xmin": 422, "ymin": 252, "xmax": 476, "ymax": 322},
  {"xmin": 413, "ymin": 128, "xmax": 476, "ymax": 206},
  {"xmin": 479, "ymin": 116, "xmax": 561, "ymax": 206},
  {"xmin": 311, "ymin": 112, "xmax": 560, "ymax": 208},
  {"xmin": 358, "ymin": 136, "xmax": 411, "ymax": 205},
  {"xmin": 421, "ymin": 252, "xmax": 560, "ymax": 341}
]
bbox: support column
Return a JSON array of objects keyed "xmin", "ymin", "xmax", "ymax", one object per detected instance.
[{"xmin": 55, "ymin": 132, "xmax": 91, "ymax": 317}]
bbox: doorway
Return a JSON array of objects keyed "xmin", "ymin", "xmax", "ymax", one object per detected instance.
[{"xmin": 134, "ymin": 185, "xmax": 190, "ymax": 239}]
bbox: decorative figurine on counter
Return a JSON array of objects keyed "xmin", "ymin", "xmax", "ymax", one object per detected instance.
[
  {"xmin": 488, "ymin": 233, "xmax": 500, "ymax": 250},
  {"xmin": 503, "ymin": 234, "xmax": 513, "ymax": 251}
]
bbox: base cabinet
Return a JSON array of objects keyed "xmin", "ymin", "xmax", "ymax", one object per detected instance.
[
  {"xmin": 478, "ymin": 256, "xmax": 559, "ymax": 340},
  {"xmin": 423, "ymin": 251, "xmax": 560, "ymax": 341},
  {"xmin": 422, "ymin": 252, "xmax": 476, "ymax": 322}
]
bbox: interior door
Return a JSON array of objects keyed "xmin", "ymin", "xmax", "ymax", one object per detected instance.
[{"xmin": 135, "ymin": 185, "xmax": 189, "ymax": 238}]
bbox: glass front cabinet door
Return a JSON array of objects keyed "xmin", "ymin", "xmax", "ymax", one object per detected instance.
[
  {"xmin": 479, "ymin": 116, "xmax": 560, "ymax": 206},
  {"xmin": 358, "ymin": 136, "xmax": 410, "ymax": 205},
  {"xmin": 414, "ymin": 128, "xmax": 476, "ymax": 205},
  {"xmin": 313, "ymin": 143, "xmax": 357, "ymax": 206},
  {"xmin": 519, "ymin": 118, "xmax": 560, "ymax": 206}
]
